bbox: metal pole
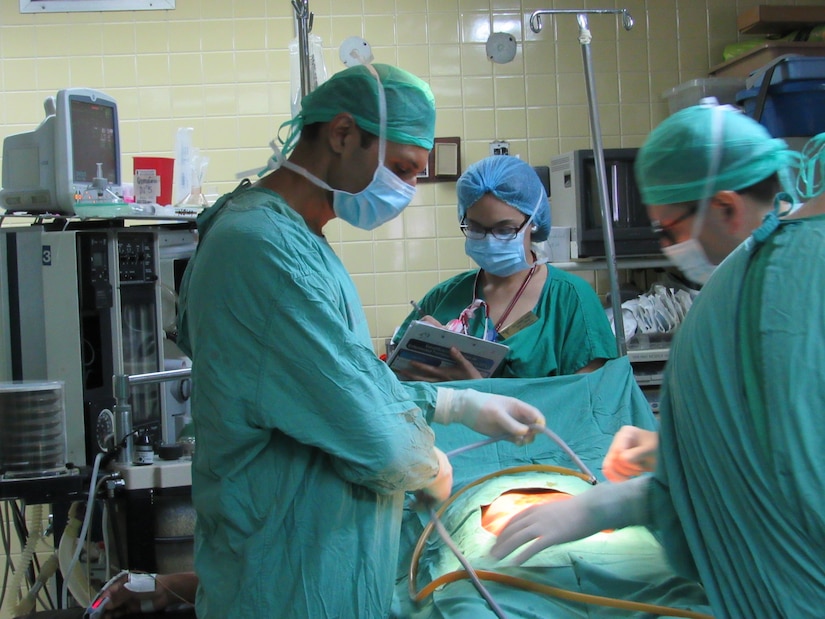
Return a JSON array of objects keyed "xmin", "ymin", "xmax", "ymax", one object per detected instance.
[
  {"xmin": 292, "ymin": 0, "xmax": 313, "ymax": 98},
  {"xmin": 529, "ymin": 8, "xmax": 635, "ymax": 357},
  {"xmin": 577, "ymin": 14, "xmax": 626, "ymax": 356},
  {"xmin": 112, "ymin": 368, "xmax": 193, "ymax": 464}
]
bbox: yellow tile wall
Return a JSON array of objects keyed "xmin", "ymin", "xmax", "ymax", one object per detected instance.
[{"xmin": 0, "ymin": 0, "xmax": 815, "ymax": 361}]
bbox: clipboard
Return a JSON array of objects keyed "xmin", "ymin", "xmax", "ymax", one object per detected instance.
[{"xmin": 387, "ymin": 321, "xmax": 509, "ymax": 378}]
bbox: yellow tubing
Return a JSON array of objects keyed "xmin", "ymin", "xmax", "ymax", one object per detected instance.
[{"xmin": 408, "ymin": 464, "xmax": 714, "ymax": 619}]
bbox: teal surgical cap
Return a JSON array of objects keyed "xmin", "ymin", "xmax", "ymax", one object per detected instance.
[
  {"xmin": 285, "ymin": 63, "xmax": 435, "ymax": 153},
  {"xmin": 635, "ymin": 103, "xmax": 796, "ymax": 205},
  {"xmin": 457, "ymin": 156, "xmax": 551, "ymax": 242}
]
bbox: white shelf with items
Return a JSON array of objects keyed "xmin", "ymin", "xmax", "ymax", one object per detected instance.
[{"xmin": 549, "ymin": 257, "xmax": 671, "ymax": 271}]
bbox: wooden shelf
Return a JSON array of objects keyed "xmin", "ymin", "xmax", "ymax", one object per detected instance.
[{"xmin": 738, "ymin": 5, "xmax": 825, "ymax": 35}]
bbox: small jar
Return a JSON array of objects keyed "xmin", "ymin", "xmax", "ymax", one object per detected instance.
[{"xmin": 134, "ymin": 431, "xmax": 154, "ymax": 466}]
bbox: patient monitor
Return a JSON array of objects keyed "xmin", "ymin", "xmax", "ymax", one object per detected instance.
[{"xmin": 1, "ymin": 87, "xmax": 122, "ymax": 216}]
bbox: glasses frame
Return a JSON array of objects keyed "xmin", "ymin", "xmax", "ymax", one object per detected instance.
[
  {"xmin": 650, "ymin": 206, "xmax": 698, "ymax": 245},
  {"xmin": 459, "ymin": 215, "xmax": 530, "ymax": 241}
]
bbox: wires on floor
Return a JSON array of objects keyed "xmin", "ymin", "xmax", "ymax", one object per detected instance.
[{"xmin": 61, "ymin": 451, "xmax": 104, "ymax": 608}]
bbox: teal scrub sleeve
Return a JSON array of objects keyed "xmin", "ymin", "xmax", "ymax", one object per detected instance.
[
  {"xmin": 252, "ymin": 243, "xmax": 440, "ymax": 494},
  {"xmin": 185, "ymin": 197, "xmax": 441, "ymax": 496}
]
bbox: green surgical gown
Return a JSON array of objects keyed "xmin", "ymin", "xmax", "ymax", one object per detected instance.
[
  {"xmin": 649, "ymin": 213, "xmax": 825, "ymax": 617},
  {"xmin": 177, "ymin": 184, "xmax": 441, "ymax": 619},
  {"xmin": 395, "ymin": 267, "xmax": 617, "ymax": 377}
]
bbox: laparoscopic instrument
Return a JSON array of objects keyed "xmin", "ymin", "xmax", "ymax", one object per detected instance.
[{"xmin": 410, "ymin": 424, "xmax": 714, "ymax": 619}]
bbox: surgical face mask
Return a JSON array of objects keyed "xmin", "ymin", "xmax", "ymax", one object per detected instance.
[
  {"xmin": 661, "ymin": 102, "xmax": 724, "ymax": 286},
  {"xmin": 661, "ymin": 239, "xmax": 716, "ymax": 285},
  {"xmin": 332, "ymin": 161, "xmax": 415, "ymax": 230},
  {"xmin": 465, "ymin": 198, "xmax": 539, "ymax": 277},
  {"xmin": 281, "ymin": 66, "xmax": 416, "ymax": 231}
]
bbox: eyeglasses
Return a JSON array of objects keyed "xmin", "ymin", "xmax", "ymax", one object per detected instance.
[
  {"xmin": 460, "ymin": 216, "xmax": 530, "ymax": 241},
  {"xmin": 650, "ymin": 207, "xmax": 697, "ymax": 245}
]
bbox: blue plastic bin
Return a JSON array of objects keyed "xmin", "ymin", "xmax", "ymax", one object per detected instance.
[
  {"xmin": 746, "ymin": 56, "xmax": 825, "ymax": 88},
  {"xmin": 737, "ymin": 79, "xmax": 825, "ymax": 137}
]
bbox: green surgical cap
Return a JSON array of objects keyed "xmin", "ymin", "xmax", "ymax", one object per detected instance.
[
  {"xmin": 297, "ymin": 63, "xmax": 435, "ymax": 151},
  {"xmin": 635, "ymin": 104, "xmax": 795, "ymax": 205}
]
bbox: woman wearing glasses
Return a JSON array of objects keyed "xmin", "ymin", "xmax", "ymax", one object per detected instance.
[{"xmin": 392, "ymin": 155, "xmax": 617, "ymax": 382}]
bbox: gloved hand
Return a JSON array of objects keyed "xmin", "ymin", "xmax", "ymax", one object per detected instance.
[
  {"xmin": 419, "ymin": 447, "xmax": 453, "ymax": 504},
  {"xmin": 434, "ymin": 388, "xmax": 545, "ymax": 441},
  {"xmin": 490, "ymin": 475, "xmax": 651, "ymax": 564},
  {"xmin": 602, "ymin": 425, "xmax": 659, "ymax": 483}
]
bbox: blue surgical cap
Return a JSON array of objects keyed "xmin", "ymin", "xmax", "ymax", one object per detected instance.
[
  {"xmin": 456, "ymin": 156, "xmax": 551, "ymax": 242},
  {"xmin": 635, "ymin": 104, "xmax": 796, "ymax": 206}
]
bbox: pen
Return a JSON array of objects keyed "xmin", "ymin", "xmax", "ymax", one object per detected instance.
[{"xmin": 410, "ymin": 300, "xmax": 424, "ymax": 317}]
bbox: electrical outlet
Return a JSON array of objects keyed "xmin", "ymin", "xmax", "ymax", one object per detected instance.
[{"xmin": 489, "ymin": 140, "xmax": 509, "ymax": 156}]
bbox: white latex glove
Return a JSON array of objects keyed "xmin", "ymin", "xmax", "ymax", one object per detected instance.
[
  {"xmin": 419, "ymin": 447, "xmax": 453, "ymax": 504},
  {"xmin": 490, "ymin": 475, "xmax": 651, "ymax": 564},
  {"xmin": 602, "ymin": 426, "xmax": 659, "ymax": 483},
  {"xmin": 434, "ymin": 388, "xmax": 545, "ymax": 441}
]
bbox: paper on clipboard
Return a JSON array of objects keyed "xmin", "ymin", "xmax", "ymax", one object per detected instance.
[{"xmin": 387, "ymin": 321, "xmax": 509, "ymax": 378}]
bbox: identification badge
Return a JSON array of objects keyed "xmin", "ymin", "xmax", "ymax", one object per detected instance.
[{"xmin": 498, "ymin": 311, "xmax": 538, "ymax": 340}]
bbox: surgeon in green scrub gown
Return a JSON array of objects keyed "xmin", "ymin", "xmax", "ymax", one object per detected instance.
[
  {"xmin": 393, "ymin": 155, "xmax": 617, "ymax": 381},
  {"xmin": 177, "ymin": 63, "xmax": 545, "ymax": 619},
  {"xmin": 492, "ymin": 103, "xmax": 825, "ymax": 618}
]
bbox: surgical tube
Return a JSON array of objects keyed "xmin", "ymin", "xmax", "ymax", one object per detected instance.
[
  {"xmin": 409, "ymin": 464, "xmax": 713, "ymax": 619},
  {"xmin": 444, "ymin": 425, "xmax": 597, "ymax": 485},
  {"xmin": 531, "ymin": 424, "xmax": 597, "ymax": 484}
]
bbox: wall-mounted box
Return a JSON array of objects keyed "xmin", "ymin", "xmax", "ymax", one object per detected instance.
[{"xmin": 418, "ymin": 137, "xmax": 461, "ymax": 183}]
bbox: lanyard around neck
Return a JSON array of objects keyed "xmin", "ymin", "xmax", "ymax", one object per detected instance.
[
  {"xmin": 472, "ymin": 262, "xmax": 540, "ymax": 336},
  {"xmin": 493, "ymin": 263, "xmax": 539, "ymax": 333}
]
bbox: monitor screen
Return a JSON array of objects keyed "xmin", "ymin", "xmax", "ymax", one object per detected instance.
[
  {"xmin": 582, "ymin": 156, "xmax": 647, "ymax": 230},
  {"xmin": 69, "ymin": 97, "xmax": 119, "ymax": 186}
]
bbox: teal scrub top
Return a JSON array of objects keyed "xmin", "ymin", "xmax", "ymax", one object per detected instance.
[
  {"xmin": 177, "ymin": 184, "xmax": 441, "ymax": 619},
  {"xmin": 649, "ymin": 213, "xmax": 825, "ymax": 618},
  {"xmin": 395, "ymin": 266, "xmax": 618, "ymax": 377}
]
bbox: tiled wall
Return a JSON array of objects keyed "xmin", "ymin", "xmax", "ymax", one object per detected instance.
[
  {"xmin": 0, "ymin": 0, "xmax": 814, "ymax": 356},
  {"xmin": 0, "ymin": 0, "xmax": 817, "ymax": 613}
]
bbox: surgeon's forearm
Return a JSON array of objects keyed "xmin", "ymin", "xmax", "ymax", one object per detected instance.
[{"xmin": 331, "ymin": 422, "xmax": 441, "ymax": 494}]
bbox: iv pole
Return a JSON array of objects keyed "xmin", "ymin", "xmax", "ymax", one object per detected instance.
[
  {"xmin": 292, "ymin": 0, "xmax": 314, "ymax": 98},
  {"xmin": 529, "ymin": 8, "xmax": 635, "ymax": 357}
]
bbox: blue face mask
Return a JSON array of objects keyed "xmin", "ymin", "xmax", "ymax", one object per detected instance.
[
  {"xmin": 281, "ymin": 66, "xmax": 416, "ymax": 231},
  {"xmin": 332, "ymin": 161, "xmax": 415, "ymax": 230},
  {"xmin": 464, "ymin": 198, "xmax": 540, "ymax": 277}
]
